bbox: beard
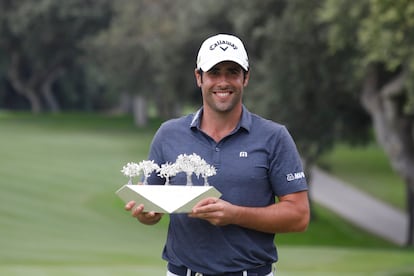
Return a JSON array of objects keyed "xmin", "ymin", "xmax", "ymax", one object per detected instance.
[{"xmin": 203, "ymin": 89, "xmax": 242, "ymax": 114}]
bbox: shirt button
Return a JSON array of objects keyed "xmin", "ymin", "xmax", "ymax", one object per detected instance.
[{"xmin": 215, "ymin": 147, "xmax": 220, "ymax": 152}]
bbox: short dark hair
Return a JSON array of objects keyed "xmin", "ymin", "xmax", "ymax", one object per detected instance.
[{"xmin": 197, "ymin": 68, "xmax": 248, "ymax": 82}]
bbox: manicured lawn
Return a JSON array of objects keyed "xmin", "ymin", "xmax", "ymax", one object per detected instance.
[
  {"xmin": 276, "ymin": 246, "xmax": 414, "ymax": 275},
  {"xmin": 318, "ymin": 144, "xmax": 406, "ymax": 210},
  {"xmin": 0, "ymin": 112, "xmax": 413, "ymax": 275},
  {"xmin": 2, "ymin": 247, "xmax": 413, "ymax": 276}
]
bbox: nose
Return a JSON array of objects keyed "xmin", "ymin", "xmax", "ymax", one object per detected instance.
[{"xmin": 217, "ymin": 73, "xmax": 230, "ymax": 88}]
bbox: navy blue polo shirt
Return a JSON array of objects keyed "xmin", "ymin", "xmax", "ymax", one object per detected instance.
[{"xmin": 146, "ymin": 105, "xmax": 308, "ymax": 274}]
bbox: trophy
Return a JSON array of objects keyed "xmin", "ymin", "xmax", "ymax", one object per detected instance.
[{"xmin": 116, "ymin": 153, "xmax": 221, "ymax": 213}]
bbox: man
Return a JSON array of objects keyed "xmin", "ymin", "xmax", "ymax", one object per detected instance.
[{"xmin": 125, "ymin": 34, "xmax": 310, "ymax": 276}]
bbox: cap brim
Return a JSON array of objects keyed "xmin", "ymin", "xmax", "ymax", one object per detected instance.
[{"xmin": 199, "ymin": 57, "xmax": 248, "ymax": 72}]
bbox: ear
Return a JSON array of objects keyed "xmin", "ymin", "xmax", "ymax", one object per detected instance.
[
  {"xmin": 243, "ymin": 71, "xmax": 250, "ymax": 87},
  {"xmin": 194, "ymin": 68, "xmax": 202, "ymax": 87}
]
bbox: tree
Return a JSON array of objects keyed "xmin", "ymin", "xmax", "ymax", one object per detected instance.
[
  {"xmin": 239, "ymin": 0, "xmax": 370, "ymax": 163},
  {"xmin": 221, "ymin": 0, "xmax": 414, "ymax": 245},
  {"xmin": 0, "ymin": 0, "xmax": 111, "ymax": 113},
  {"xmin": 224, "ymin": 0, "xmax": 371, "ymax": 221},
  {"xmin": 84, "ymin": 0, "xmax": 238, "ymax": 125},
  {"xmin": 319, "ymin": 0, "xmax": 414, "ymax": 245},
  {"xmin": 84, "ymin": 0, "xmax": 196, "ymax": 124}
]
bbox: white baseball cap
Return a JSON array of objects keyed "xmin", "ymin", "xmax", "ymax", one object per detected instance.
[{"xmin": 196, "ymin": 34, "xmax": 249, "ymax": 72}]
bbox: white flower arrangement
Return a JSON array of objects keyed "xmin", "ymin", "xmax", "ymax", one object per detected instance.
[{"xmin": 121, "ymin": 153, "xmax": 216, "ymax": 186}]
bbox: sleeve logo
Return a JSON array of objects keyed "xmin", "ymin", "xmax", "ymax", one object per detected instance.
[{"xmin": 286, "ymin": 172, "xmax": 305, "ymax": 182}]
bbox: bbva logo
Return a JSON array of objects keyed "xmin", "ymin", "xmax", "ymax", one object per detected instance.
[{"xmin": 286, "ymin": 172, "xmax": 305, "ymax": 182}]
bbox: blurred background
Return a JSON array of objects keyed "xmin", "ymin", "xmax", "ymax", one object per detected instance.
[{"xmin": 1, "ymin": 0, "xmax": 414, "ymax": 275}]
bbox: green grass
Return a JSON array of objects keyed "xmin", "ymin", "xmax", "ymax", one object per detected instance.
[
  {"xmin": 0, "ymin": 112, "xmax": 166, "ymax": 273},
  {"xmin": 0, "ymin": 112, "xmax": 413, "ymax": 275},
  {"xmin": 276, "ymin": 204, "xmax": 391, "ymax": 248},
  {"xmin": 318, "ymin": 144, "xmax": 406, "ymax": 210}
]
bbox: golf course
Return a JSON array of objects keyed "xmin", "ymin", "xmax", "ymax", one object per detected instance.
[{"xmin": 1, "ymin": 112, "xmax": 413, "ymax": 275}]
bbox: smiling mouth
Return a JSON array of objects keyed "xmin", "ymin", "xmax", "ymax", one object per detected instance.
[{"xmin": 214, "ymin": 91, "xmax": 232, "ymax": 98}]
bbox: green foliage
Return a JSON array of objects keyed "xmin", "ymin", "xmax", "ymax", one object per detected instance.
[
  {"xmin": 83, "ymin": 0, "xmax": 240, "ymax": 118},
  {"xmin": 235, "ymin": 0, "xmax": 372, "ymax": 166},
  {"xmin": 320, "ymin": 0, "xmax": 414, "ymax": 115},
  {"xmin": 0, "ymin": 0, "xmax": 112, "ymax": 112},
  {"xmin": 358, "ymin": 0, "xmax": 414, "ymax": 70},
  {"xmin": 321, "ymin": 0, "xmax": 414, "ymax": 71},
  {"xmin": 2, "ymin": 0, "xmax": 414, "ymax": 117}
]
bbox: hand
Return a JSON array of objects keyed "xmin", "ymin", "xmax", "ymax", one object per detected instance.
[
  {"xmin": 188, "ymin": 197, "xmax": 238, "ymax": 226},
  {"xmin": 125, "ymin": 201, "xmax": 163, "ymax": 225}
]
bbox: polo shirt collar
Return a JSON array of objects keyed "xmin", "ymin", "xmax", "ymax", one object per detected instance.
[{"xmin": 190, "ymin": 105, "xmax": 252, "ymax": 132}]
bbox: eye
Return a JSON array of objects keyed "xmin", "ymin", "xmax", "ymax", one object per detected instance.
[{"xmin": 208, "ymin": 68, "xmax": 220, "ymax": 76}]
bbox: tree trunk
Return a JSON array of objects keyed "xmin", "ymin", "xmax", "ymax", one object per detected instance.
[
  {"xmin": 407, "ymin": 183, "xmax": 414, "ymax": 245},
  {"xmin": 154, "ymin": 87, "xmax": 182, "ymax": 119},
  {"xmin": 132, "ymin": 94, "xmax": 148, "ymax": 127},
  {"xmin": 7, "ymin": 52, "xmax": 43, "ymax": 113},
  {"xmin": 361, "ymin": 65, "xmax": 414, "ymax": 246},
  {"xmin": 25, "ymin": 88, "xmax": 43, "ymax": 113},
  {"xmin": 301, "ymin": 156, "xmax": 317, "ymax": 221},
  {"xmin": 8, "ymin": 74, "xmax": 42, "ymax": 113},
  {"xmin": 41, "ymin": 67, "xmax": 64, "ymax": 113},
  {"xmin": 305, "ymin": 164, "xmax": 316, "ymax": 221}
]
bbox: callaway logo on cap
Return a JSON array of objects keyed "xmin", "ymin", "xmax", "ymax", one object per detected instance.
[{"xmin": 196, "ymin": 34, "xmax": 249, "ymax": 72}]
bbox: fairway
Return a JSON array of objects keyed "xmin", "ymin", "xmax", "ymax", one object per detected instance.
[
  {"xmin": 1, "ymin": 247, "xmax": 414, "ymax": 275},
  {"xmin": 1, "ymin": 113, "xmax": 413, "ymax": 275},
  {"xmin": 0, "ymin": 113, "xmax": 166, "ymax": 274}
]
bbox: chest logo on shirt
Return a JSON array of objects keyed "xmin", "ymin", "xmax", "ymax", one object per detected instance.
[
  {"xmin": 239, "ymin": 151, "xmax": 248, "ymax": 158},
  {"xmin": 286, "ymin": 172, "xmax": 305, "ymax": 181}
]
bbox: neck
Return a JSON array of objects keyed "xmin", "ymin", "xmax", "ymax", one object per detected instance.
[{"xmin": 200, "ymin": 105, "xmax": 242, "ymax": 142}]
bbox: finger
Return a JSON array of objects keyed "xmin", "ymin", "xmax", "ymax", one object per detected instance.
[
  {"xmin": 145, "ymin": 211, "xmax": 156, "ymax": 218},
  {"xmin": 192, "ymin": 203, "xmax": 219, "ymax": 215},
  {"xmin": 143, "ymin": 212, "xmax": 164, "ymax": 225},
  {"xmin": 125, "ymin": 201, "xmax": 136, "ymax": 210},
  {"xmin": 132, "ymin": 204, "xmax": 145, "ymax": 217},
  {"xmin": 193, "ymin": 197, "xmax": 218, "ymax": 209},
  {"xmin": 188, "ymin": 210, "xmax": 216, "ymax": 222}
]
